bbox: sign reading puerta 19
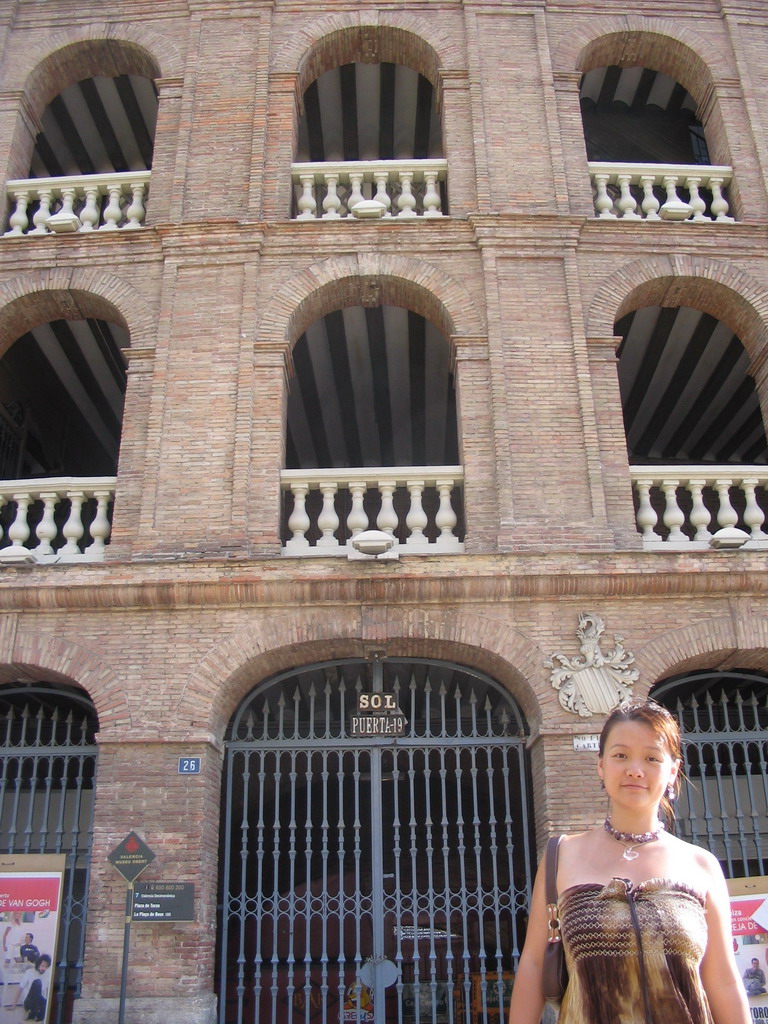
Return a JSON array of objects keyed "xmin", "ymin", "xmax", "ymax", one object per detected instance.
[
  {"xmin": 349, "ymin": 691, "xmax": 407, "ymax": 738},
  {"xmin": 0, "ymin": 854, "xmax": 66, "ymax": 1024}
]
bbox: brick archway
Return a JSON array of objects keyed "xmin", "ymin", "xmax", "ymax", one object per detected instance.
[
  {"xmin": 585, "ymin": 255, "xmax": 768, "ymax": 365},
  {"xmin": 0, "ymin": 270, "xmax": 157, "ymax": 359},
  {"xmin": 177, "ymin": 605, "xmax": 544, "ymax": 740}
]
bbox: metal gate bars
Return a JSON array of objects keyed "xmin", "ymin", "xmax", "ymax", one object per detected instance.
[
  {"xmin": 0, "ymin": 685, "xmax": 97, "ymax": 1024},
  {"xmin": 218, "ymin": 658, "xmax": 533, "ymax": 1024},
  {"xmin": 654, "ymin": 669, "xmax": 768, "ymax": 878}
]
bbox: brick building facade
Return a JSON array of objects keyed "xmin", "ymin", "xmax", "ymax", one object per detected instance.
[{"xmin": 0, "ymin": 1, "xmax": 767, "ymax": 1023}]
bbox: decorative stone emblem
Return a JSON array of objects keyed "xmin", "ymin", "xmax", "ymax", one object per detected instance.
[{"xmin": 546, "ymin": 613, "xmax": 638, "ymax": 717}]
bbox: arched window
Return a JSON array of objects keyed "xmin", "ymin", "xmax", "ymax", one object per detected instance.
[
  {"xmin": 281, "ymin": 305, "xmax": 463, "ymax": 555},
  {"xmin": 291, "ymin": 44, "xmax": 447, "ymax": 220}
]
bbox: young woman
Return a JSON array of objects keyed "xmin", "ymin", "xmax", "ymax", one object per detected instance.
[{"xmin": 508, "ymin": 700, "xmax": 750, "ymax": 1024}]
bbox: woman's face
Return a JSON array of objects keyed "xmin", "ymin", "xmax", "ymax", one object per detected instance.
[{"xmin": 598, "ymin": 719, "xmax": 679, "ymax": 813}]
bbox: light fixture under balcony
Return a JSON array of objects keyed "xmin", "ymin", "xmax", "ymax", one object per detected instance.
[
  {"xmin": 709, "ymin": 526, "xmax": 750, "ymax": 549},
  {"xmin": 46, "ymin": 210, "xmax": 82, "ymax": 233},
  {"xmin": 349, "ymin": 529, "xmax": 399, "ymax": 560},
  {"xmin": 350, "ymin": 199, "xmax": 388, "ymax": 219}
]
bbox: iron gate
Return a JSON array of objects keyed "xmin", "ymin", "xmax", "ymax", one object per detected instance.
[
  {"xmin": 654, "ymin": 669, "xmax": 768, "ymax": 878},
  {"xmin": 0, "ymin": 684, "xmax": 97, "ymax": 1024},
  {"xmin": 218, "ymin": 658, "xmax": 533, "ymax": 1024}
]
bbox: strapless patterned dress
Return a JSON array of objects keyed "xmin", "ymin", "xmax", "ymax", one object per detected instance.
[{"xmin": 557, "ymin": 877, "xmax": 713, "ymax": 1023}]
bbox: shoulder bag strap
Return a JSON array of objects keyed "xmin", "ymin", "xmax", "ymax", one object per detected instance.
[{"xmin": 545, "ymin": 835, "xmax": 563, "ymax": 941}]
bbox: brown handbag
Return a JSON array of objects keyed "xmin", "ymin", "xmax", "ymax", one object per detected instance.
[{"xmin": 541, "ymin": 835, "xmax": 568, "ymax": 1004}]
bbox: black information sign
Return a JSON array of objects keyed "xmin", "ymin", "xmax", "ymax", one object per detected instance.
[
  {"xmin": 108, "ymin": 832, "xmax": 156, "ymax": 883},
  {"xmin": 132, "ymin": 882, "xmax": 195, "ymax": 922}
]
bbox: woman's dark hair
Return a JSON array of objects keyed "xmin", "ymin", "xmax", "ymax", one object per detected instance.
[{"xmin": 599, "ymin": 699, "xmax": 683, "ymax": 821}]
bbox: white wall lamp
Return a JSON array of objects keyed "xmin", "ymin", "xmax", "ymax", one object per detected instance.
[{"xmin": 349, "ymin": 530, "xmax": 399, "ymax": 560}]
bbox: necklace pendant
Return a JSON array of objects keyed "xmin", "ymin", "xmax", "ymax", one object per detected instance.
[{"xmin": 623, "ymin": 847, "xmax": 639, "ymax": 861}]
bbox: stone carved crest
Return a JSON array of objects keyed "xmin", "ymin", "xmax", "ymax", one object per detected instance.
[{"xmin": 546, "ymin": 612, "xmax": 638, "ymax": 717}]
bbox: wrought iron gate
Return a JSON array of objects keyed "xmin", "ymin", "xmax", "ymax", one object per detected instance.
[
  {"xmin": 0, "ymin": 684, "xmax": 97, "ymax": 1024},
  {"xmin": 218, "ymin": 658, "xmax": 533, "ymax": 1024},
  {"xmin": 654, "ymin": 669, "xmax": 768, "ymax": 878}
]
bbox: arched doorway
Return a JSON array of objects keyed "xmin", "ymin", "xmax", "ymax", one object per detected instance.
[
  {"xmin": 217, "ymin": 658, "xmax": 533, "ymax": 1024},
  {"xmin": 652, "ymin": 669, "xmax": 768, "ymax": 877},
  {"xmin": 0, "ymin": 683, "xmax": 98, "ymax": 1024}
]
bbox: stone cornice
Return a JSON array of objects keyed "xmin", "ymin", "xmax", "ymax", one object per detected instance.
[{"xmin": 0, "ymin": 554, "xmax": 765, "ymax": 612}]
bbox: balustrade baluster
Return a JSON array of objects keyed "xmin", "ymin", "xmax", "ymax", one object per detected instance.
[
  {"xmin": 346, "ymin": 482, "xmax": 369, "ymax": 537},
  {"xmin": 101, "ymin": 185, "xmax": 123, "ymax": 229},
  {"xmin": 661, "ymin": 480, "xmax": 688, "ymax": 542},
  {"xmin": 377, "ymin": 483, "xmax": 398, "ymax": 537},
  {"xmin": 435, "ymin": 480, "xmax": 458, "ymax": 546},
  {"xmin": 709, "ymin": 178, "xmax": 733, "ymax": 222},
  {"xmin": 639, "ymin": 176, "xmax": 661, "ymax": 220},
  {"xmin": 5, "ymin": 494, "xmax": 32, "ymax": 555},
  {"xmin": 422, "ymin": 172, "xmax": 442, "ymax": 217},
  {"xmin": 593, "ymin": 173, "xmax": 616, "ymax": 219},
  {"xmin": 687, "ymin": 480, "xmax": 712, "ymax": 541},
  {"xmin": 31, "ymin": 190, "xmax": 52, "ymax": 234},
  {"xmin": 406, "ymin": 481, "xmax": 428, "ymax": 544},
  {"xmin": 741, "ymin": 478, "xmax": 766, "ymax": 540},
  {"xmin": 60, "ymin": 492, "xmax": 85, "ymax": 557},
  {"xmin": 296, "ymin": 175, "xmax": 318, "ymax": 220},
  {"xmin": 714, "ymin": 480, "xmax": 740, "ymax": 531},
  {"xmin": 125, "ymin": 182, "xmax": 147, "ymax": 228},
  {"xmin": 84, "ymin": 490, "xmax": 112, "ymax": 556},
  {"xmin": 79, "ymin": 186, "xmax": 101, "ymax": 231},
  {"xmin": 34, "ymin": 491, "xmax": 60, "ymax": 557},
  {"xmin": 346, "ymin": 173, "xmax": 364, "ymax": 217},
  {"xmin": 396, "ymin": 171, "xmax": 417, "ymax": 217},
  {"xmin": 373, "ymin": 173, "xmax": 392, "ymax": 216},
  {"xmin": 317, "ymin": 485, "xmax": 340, "ymax": 548},
  {"xmin": 616, "ymin": 175, "xmax": 640, "ymax": 220},
  {"xmin": 635, "ymin": 480, "xmax": 660, "ymax": 543},
  {"xmin": 286, "ymin": 484, "xmax": 311, "ymax": 550},
  {"xmin": 685, "ymin": 177, "xmax": 708, "ymax": 222},
  {"xmin": 6, "ymin": 191, "xmax": 29, "ymax": 235},
  {"xmin": 322, "ymin": 174, "xmax": 342, "ymax": 219}
]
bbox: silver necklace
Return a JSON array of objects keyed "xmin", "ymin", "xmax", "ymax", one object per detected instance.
[{"xmin": 604, "ymin": 818, "xmax": 664, "ymax": 861}]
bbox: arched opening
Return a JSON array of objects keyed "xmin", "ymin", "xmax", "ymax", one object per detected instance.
[
  {"xmin": 6, "ymin": 42, "xmax": 159, "ymax": 235},
  {"xmin": 217, "ymin": 657, "xmax": 533, "ymax": 1024},
  {"xmin": 0, "ymin": 683, "xmax": 99, "ymax": 1024},
  {"xmin": 617, "ymin": 301, "xmax": 768, "ymax": 546},
  {"xmin": 581, "ymin": 67, "xmax": 708, "ymax": 165},
  {"xmin": 30, "ymin": 74, "xmax": 157, "ymax": 179},
  {"xmin": 652, "ymin": 668, "xmax": 768, "ymax": 878},
  {"xmin": 281, "ymin": 305, "xmax": 463, "ymax": 554},
  {"xmin": 577, "ymin": 38, "xmax": 734, "ymax": 222},
  {"xmin": 0, "ymin": 294, "xmax": 129, "ymax": 562},
  {"xmin": 291, "ymin": 31, "xmax": 447, "ymax": 220}
]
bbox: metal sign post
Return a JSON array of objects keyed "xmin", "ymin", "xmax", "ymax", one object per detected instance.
[{"xmin": 107, "ymin": 833, "xmax": 156, "ymax": 1024}]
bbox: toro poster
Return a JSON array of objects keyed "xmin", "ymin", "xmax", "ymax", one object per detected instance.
[
  {"xmin": 0, "ymin": 855, "xmax": 66, "ymax": 1024},
  {"xmin": 728, "ymin": 875, "xmax": 768, "ymax": 1022}
]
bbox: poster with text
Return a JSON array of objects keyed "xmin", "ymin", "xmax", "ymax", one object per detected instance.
[
  {"xmin": 728, "ymin": 876, "xmax": 768, "ymax": 1022},
  {"xmin": 0, "ymin": 855, "xmax": 66, "ymax": 1024}
]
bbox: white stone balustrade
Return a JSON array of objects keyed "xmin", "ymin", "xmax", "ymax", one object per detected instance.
[
  {"xmin": 4, "ymin": 171, "xmax": 151, "ymax": 235},
  {"xmin": 631, "ymin": 467, "xmax": 768, "ymax": 549},
  {"xmin": 589, "ymin": 163, "xmax": 734, "ymax": 222},
  {"xmin": 0, "ymin": 477, "xmax": 116, "ymax": 563},
  {"xmin": 291, "ymin": 160, "xmax": 447, "ymax": 220},
  {"xmin": 281, "ymin": 466, "xmax": 464, "ymax": 555}
]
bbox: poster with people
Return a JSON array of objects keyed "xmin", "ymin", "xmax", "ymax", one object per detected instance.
[
  {"xmin": 0, "ymin": 855, "xmax": 65, "ymax": 1024},
  {"xmin": 728, "ymin": 876, "xmax": 768, "ymax": 1022}
]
